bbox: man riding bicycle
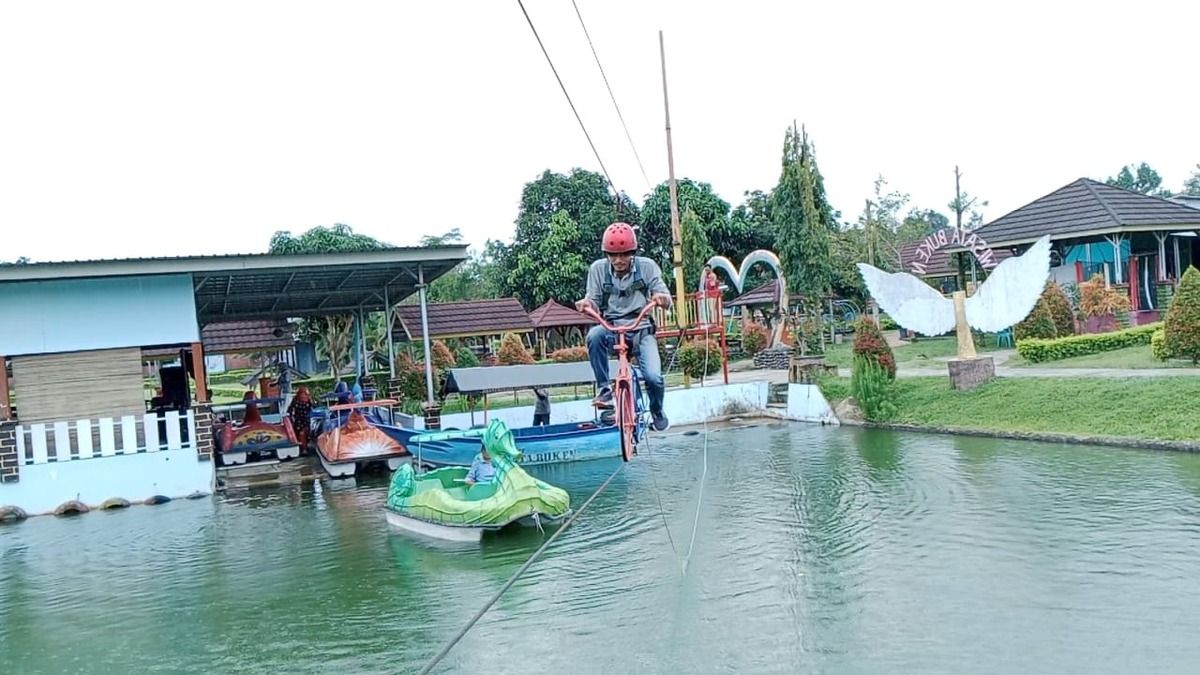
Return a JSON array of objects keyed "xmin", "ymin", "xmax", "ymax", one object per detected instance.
[{"xmin": 575, "ymin": 222, "xmax": 673, "ymax": 433}]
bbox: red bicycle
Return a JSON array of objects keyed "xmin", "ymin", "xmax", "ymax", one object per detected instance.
[{"xmin": 579, "ymin": 302, "xmax": 657, "ymax": 462}]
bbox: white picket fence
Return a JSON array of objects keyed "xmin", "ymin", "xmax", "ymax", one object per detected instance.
[{"xmin": 14, "ymin": 409, "xmax": 197, "ymax": 465}]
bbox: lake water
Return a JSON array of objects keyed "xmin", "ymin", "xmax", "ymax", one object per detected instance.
[{"xmin": 4, "ymin": 421, "xmax": 1200, "ymax": 674}]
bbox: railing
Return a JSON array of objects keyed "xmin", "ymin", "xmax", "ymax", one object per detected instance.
[
  {"xmin": 651, "ymin": 291, "xmax": 725, "ymax": 332},
  {"xmin": 14, "ymin": 409, "xmax": 197, "ymax": 465}
]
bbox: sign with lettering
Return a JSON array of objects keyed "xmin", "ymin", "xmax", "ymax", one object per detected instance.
[{"xmin": 909, "ymin": 228, "xmax": 999, "ymax": 276}]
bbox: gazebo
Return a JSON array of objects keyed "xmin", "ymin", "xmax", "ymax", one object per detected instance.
[
  {"xmin": 950, "ymin": 178, "xmax": 1200, "ymax": 325},
  {"xmin": 528, "ymin": 300, "xmax": 595, "ymax": 358},
  {"xmin": 392, "ymin": 298, "xmax": 534, "ymax": 357}
]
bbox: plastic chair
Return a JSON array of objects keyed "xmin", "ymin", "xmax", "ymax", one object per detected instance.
[{"xmin": 995, "ymin": 328, "xmax": 1014, "ymax": 348}]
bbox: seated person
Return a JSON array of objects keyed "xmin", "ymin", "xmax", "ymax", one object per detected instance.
[
  {"xmin": 464, "ymin": 445, "xmax": 495, "ymax": 485},
  {"xmin": 241, "ymin": 391, "xmax": 263, "ymax": 424}
]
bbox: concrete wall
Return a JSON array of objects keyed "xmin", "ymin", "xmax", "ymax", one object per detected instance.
[
  {"xmin": 0, "ymin": 274, "xmax": 199, "ymax": 356},
  {"xmin": 435, "ymin": 382, "xmax": 771, "ymax": 430},
  {"xmin": 0, "ymin": 448, "xmax": 214, "ymax": 515},
  {"xmin": 784, "ymin": 383, "xmax": 840, "ymax": 425}
]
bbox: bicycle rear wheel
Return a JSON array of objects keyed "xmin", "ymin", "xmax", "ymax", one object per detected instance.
[{"xmin": 613, "ymin": 381, "xmax": 636, "ymax": 462}]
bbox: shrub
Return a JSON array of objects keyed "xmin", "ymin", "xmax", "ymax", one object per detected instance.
[
  {"xmin": 1151, "ymin": 328, "xmax": 1170, "ymax": 361},
  {"xmin": 852, "ymin": 316, "xmax": 896, "ymax": 380},
  {"xmin": 1015, "ymin": 322, "xmax": 1161, "ymax": 363},
  {"xmin": 1079, "ymin": 273, "xmax": 1131, "ymax": 317},
  {"xmin": 550, "ymin": 346, "xmax": 589, "ymax": 363},
  {"xmin": 741, "ymin": 322, "xmax": 769, "ymax": 357},
  {"xmin": 1042, "ymin": 281, "xmax": 1076, "ymax": 336},
  {"xmin": 1163, "ymin": 266, "xmax": 1200, "ymax": 364},
  {"xmin": 497, "ymin": 332, "xmax": 534, "ymax": 365},
  {"xmin": 851, "ymin": 355, "xmax": 897, "ymax": 421},
  {"xmin": 431, "ymin": 340, "xmax": 457, "ymax": 370},
  {"xmin": 1014, "ymin": 300, "xmax": 1057, "ymax": 341},
  {"xmin": 454, "ymin": 346, "xmax": 480, "ymax": 368},
  {"xmin": 676, "ymin": 338, "xmax": 723, "ymax": 379}
]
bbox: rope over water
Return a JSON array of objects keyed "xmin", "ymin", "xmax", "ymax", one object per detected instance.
[{"xmin": 417, "ymin": 462, "xmax": 626, "ymax": 675}]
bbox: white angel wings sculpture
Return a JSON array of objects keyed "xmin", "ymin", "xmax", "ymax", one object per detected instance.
[{"xmin": 856, "ymin": 235, "xmax": 1052, "ymax": 338}]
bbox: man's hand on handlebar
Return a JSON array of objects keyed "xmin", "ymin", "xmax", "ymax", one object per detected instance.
[
  {"xmin": 575, "ymin": 299, "xmax": 596, "ymax": 313},
  {"xmin": 651, "ymin": 293, "xmax": 672, "ymax": 308}
]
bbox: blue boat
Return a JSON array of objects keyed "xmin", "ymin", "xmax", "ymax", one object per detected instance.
[
  {"xmin": 310, "ymin": 360, "xmax": 651, "ymax": 470},
  {"xmin": 407, "ymin": 419, "xmax": 620, "ymax": 467},
  {"xmin": 406, "ymin": 360, "xmax": 649, "ymax": 468}
]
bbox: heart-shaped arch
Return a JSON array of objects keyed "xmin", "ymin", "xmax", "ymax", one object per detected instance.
[{"xmin": 704, "ymin": 250, "xmax": 788, "ymax": 343}]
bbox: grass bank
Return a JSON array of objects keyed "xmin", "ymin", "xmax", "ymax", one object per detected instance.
[
  {"xmin": 821, "ymin": 336, "xmax": 1001, "ymax": 370},
  {"xmin": 817, "ymin": 375, "xmax": 1200, "ymax": 442}
]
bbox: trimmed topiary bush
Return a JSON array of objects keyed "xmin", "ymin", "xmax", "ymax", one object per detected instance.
[
  {"xmin": 1016, "ymin": 322, "xmax": 1161, "ymax": 363},
  {"xmin": 431, "ymin": 340, "xmax": 456, "ymax": 370},
  {"xmin": 1014, "ymin": 300, "xmax": 1057, "ymax": 341},
  {"xmin": 454, "ymin": 346, "xmax": 480, "ymax": 368},
  {"xmin": 677, "ymin": 338, "xmax": 723, "ymax": 379},
  {"xmin": 1151, "ymin": 328, "xmax": 1170, "ymax": 361},
  {"xmin": 1163, "ymin": 266, "xmax": 1200, "ymax": 364},
  {"xmin": 549, "ymin": 346, "xmax": 589, "ymax": 363},
  {"xmin": 497, "ymin": 332, "xmax": 534, "ymax": 365},
  {"xmin": 741, "ymin": 322, "xmax": 770, "ymax": 357},
  {"xmin": 851, "ymin": 355, "xmax": 897, "ymax": 421},
  {"xmin": 1042, "ymin": 281, "xmax": 1076, "ymax": 337},
  {"xmin": 852, "ymin": 316, "xmax": 896, "ymax": 380}
]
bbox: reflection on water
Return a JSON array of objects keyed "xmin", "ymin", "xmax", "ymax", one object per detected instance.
[{"xmin": 4, "ymin": 424, "xmax": 1200, "ymax": 674}]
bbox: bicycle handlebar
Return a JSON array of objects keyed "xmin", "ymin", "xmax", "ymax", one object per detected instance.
[{"xmin": 579, "ymin": 302, "xmax": 658, "ymax": 334}]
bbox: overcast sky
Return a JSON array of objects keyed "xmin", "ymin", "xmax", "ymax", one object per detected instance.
[{"xmin": 2, "ymin": 0, "xmax": 1197, "ymax": 263}]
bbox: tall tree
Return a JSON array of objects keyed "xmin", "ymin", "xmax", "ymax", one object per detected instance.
[
  {"xmin": 268, "ymin": 223, "xmax": 389, "ymax": 377},
  {"xmin": 1183, "ymin": 164, "xmax": 1200, "ymax": 196},
  {"xmin": 948, "ymin": 166, "xmax": 989, "ymax": 230},
  {"xmin": 772, "ymin": 122, "xmax": 832, "ymax": 301},
  {"xmin": 495, "ymin": 168, "xmax": 636, "ymax": 306},
  {"xmin": 680, "ymin": 207, "xmax": 715, "ymax": 289},
  {"xmin": 1105, "ymin": 162, "xmax": 1173, "ymax": 197},
  {"xmin": 413, "ymin": 228, "xmax": 501, "ymax": 303},
  {"xmin": 506, "ymin": 210, "xmax": 590, "ymax": 309},
  {"xmin": 640, "ymin": 178, "xmax": 730, "ymax": 266}
]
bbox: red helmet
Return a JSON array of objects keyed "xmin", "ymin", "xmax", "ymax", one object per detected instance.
[{"xmin": 601, "ymin": 222, "xmax": 638, "ymax": 253}]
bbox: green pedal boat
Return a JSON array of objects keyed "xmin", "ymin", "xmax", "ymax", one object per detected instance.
[{"xmin": 384, "ymin": 419, "xmax": 572, "ymax": 542}]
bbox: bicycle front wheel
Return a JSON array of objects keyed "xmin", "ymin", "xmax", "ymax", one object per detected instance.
[{"xmin": 613, "ymin": 381, "xmax": 637, "ymax": 462}]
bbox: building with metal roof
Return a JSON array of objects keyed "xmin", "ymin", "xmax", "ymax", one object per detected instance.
[
  {"xmin": 950, "ymin": 178, "xmax": 1200, "ymax": 323},
  {"xmin": 0, "ymin": 245, "xmax": 467, "ymax": 514}
]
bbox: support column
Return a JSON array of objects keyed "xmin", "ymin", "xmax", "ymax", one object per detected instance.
[
  {"xmin": 0, "ymin": 355, "xmax": 10, "ymax": 421},
  {"xmin": 1174, "ymin": 237, "xmax": 1182, "ymax": 282},
  {"xmin": 385, "ymin": 285, "xmax": 396, "ymax": 379},
  {"xmin": 190, "ymin": 343, "xmax": 208, "ymax": 404},
  {"xmin": 417, "ymin": 264, "xmax": 435, "ymax": 403},
  {"xmin": 193, "ymin": 405, "xmax": 214, "ymax": 462},
  {"xmin": 0, "ymin": 421, "xmax": 19, "ymax": 483},
  {"xmin": 1107, "ymin": 234, "xmax": 1125, "ymax": 284},
  {"xmin": 1155, "ymin": 232, "xmax": 1168, "ymax": 281}
]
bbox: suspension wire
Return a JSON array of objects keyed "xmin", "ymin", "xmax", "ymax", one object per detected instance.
[
  {"xmin": 515, "ymin": 0, "xmax": 622, "ymax": 206},
  {"xmin": 417, "ymin": 462, "xmax": 626, "ymax": 675},
  {"xmin": 569, "ymin": 0, "xmax": 653, "ymax": 193},
  {"xmin": 680, "ymin": 321, "xmax": 712, "ymax": 575}
]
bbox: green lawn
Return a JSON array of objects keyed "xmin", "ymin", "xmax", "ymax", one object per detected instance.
[
  {"xmin": 818, "ymin": 375, "xmax": 1200, "ymax": 442},
  {"xmin": 821, "ymin": 336, "xmax": 1002, "ymax": 369},
  {"xmin": 1006, "ymin": 344, "xmax": 1199, "ymax": 370}
]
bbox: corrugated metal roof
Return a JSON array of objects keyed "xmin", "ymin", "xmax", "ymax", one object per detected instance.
[
  {"xmin": 0, "ymin": 247, "xmax": 470, "ymax": 324},
  {"xmin": 394, "ymin": 298, "xmax": 533, "ymax": 341},
  {"xmin": 442, "ymin": 360, "xmax": 618, "ymax": 395},
  {"xmin": 966, "ymin": 178, "xmax": 1200, "ymax": 246},
  {"xmin": 528, "ymin": 300, "xmax": 595, "ymax": 329}
]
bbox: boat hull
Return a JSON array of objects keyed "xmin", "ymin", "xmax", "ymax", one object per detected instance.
[{"xmin": 392, "ymin": 421, "xmax": 620, "ymax": 467}]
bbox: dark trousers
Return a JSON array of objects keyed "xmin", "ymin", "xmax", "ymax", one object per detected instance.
[{"xmin": 532, "ymin": 413, "xmax": 550, "ymax": 426}]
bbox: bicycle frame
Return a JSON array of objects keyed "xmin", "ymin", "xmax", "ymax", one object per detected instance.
[{"xmin": 580, "ymin": 302, "xmax": 657, "ymax": 461}]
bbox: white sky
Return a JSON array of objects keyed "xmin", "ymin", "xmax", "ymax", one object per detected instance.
[{"xmin": 2, "ymin": 0, "xmax": 1197, "ymax": 263}]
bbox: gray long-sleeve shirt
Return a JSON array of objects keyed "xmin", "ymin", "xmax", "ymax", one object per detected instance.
[{"xmin": 584, "ymin": 256, "xmax": 672, "ymax": 324}]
